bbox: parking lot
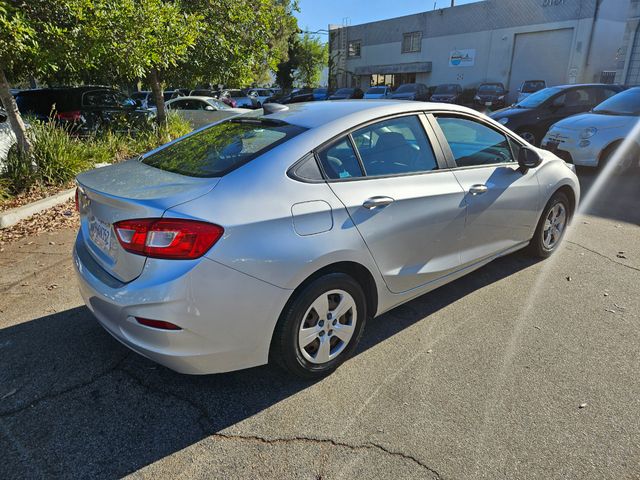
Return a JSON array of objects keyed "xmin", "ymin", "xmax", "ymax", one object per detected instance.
[{"xmin": 0, "ymin": 168, "xmax": 637, "ymax": 479}]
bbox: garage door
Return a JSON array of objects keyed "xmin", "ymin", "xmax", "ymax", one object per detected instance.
[{"xmin": 508, "ymin": 29, "xmax": 574, "ymax": 103}]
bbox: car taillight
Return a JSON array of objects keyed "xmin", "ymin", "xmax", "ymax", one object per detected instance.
[
  {"xmin": 55, "ymin": 110, "xmax": 82, "ymax": 122},
  {"xmin": 113, "ymin": 218, "xmax": 224, "ymax": 259}
]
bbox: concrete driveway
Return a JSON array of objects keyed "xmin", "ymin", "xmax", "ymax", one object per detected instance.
[{"xmin": 1, "ymin": 170, "xmax": 638, "ymax": 479}]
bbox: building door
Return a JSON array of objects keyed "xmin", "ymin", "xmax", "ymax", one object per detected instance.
[
  {"xmin": 508, "ymin": 29, "xmax": 574, "ymax": 103},
  {"xmin": 625, "ymin": 24, "xmax": 640, "ymax": 85}
]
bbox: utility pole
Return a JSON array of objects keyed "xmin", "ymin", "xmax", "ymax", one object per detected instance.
[{"xmin": 451, "ymin": 0, "xmax": 455, "ymax": 6}]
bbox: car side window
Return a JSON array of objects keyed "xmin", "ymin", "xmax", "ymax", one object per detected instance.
[
  {"xmin": 167, "ymin": 100, "xmax": 186, "ymax": 110},
  {"xmin": 351, "ymin": 116, "xmax": 438, "ymax": 176},
  {"xmin": 436, "ymin": 116, "xmax": 514, "ymax": 167},
  {"xmin": 554, "ymin": 88, "xmax": 597, "ymax": 108},
  {"xmin": 317, "ymin": 138, "xmax": 363, "ymax": 179}
]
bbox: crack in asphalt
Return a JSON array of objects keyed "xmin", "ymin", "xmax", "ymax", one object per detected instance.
[
  {"xmin": 0, "ymin": 353, "xmax": 130, "ymax": 418},
  {"xmin": 567, "ymin": 240, "xmax": 640, "ymax": 273},
  {"xmin": 116, "ymin": 368, "xmax": 442, "ymax": 478}
]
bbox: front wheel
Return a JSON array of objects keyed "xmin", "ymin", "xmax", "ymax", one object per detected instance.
[
  {"xmin": 270, "ymin": 273, "xmax": 367, "ymax": 379},
  {"xmin": 527, "ymin": 192, "xmax": 570, "ymax": 258}
]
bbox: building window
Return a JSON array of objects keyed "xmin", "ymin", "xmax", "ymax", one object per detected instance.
[
  {"xmin": 402, "ymin": 32, "xmax": 422, "ymax": 53},
  {"xmin": 348, "ymin": 41, "xmax": 361, "ymax": 58},
  {"xmin": 370, "ymin": 73, "xmax": 416, "ymax": 89}
]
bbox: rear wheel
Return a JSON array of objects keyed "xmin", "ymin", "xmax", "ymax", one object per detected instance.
[
  {"xmin": 270, "ymin": 273, "xmax": 367, "ymax": 379},
  {"xmin": 527, "ymin": 192, "xmax": 570, "ymax": 258}
]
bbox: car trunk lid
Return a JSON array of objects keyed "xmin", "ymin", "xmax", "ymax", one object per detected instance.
[{"xmin": 76, "ymin": 159, "xmax": 219, "ymax": 283}]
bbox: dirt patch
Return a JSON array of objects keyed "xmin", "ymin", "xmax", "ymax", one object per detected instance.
[{"xmin": 0, "ymin": 199, "xmax": 78, "ymax": 246}]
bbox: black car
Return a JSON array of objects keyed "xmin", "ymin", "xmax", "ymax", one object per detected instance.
[
  {"xmin": 429, "ymin": 84, "xmax": 463, "ymax": 103},
  {"xmin": 490, "ymin": 83, "xmax": 625, "ymax": 145},
  {"xmin": 15, "ymin": 86, "xmax": 144, "ymax": 134},
  {"xmin": 328, "ymin": 88, "xmax": 364, "ymax": 100},
  {"xmin": 389, "ymin": 83, "xmax": 430, "ymax": 101},
  {"xmin": 474, "ymin": 82, "xmax": 508, "ymax": 110},
  {"xmin": 267, "ymin": 88, "xmax": 315, "ymax": 104}
]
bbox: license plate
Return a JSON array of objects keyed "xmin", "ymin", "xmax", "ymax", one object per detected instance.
[
  {"xmin": 89, "ymin": 217, "xmax": 112, "ymax": 254},
  {"xmin": 485, "ymin": 102, "xmax": 492, "ymax": 106}
]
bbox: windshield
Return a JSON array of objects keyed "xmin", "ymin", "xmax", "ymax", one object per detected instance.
[
  {"xmin": 592, "ymin": 88, "xmax": 640, "ymax": 116},
  {"xmin": 395, "ymin": 84, "xmax": 417, "ymax": 93},
  {"xmin": 367, "ymin": 87, "xmax": 386, "ymax": 94},
  {"xmin": 478, "ymin": 84, "xmax": 503, "ymax": 94},
  {"xmin": 521, "ymin": 81, "xmax": 545, "ymax": 93},
  {"xmin": 143, "ymin": 119, "xmax": 307, "ymax": 177},
  {"xmin": 516, "ymin": 86, "xmax": 563, "ymax": 108},
  {"xmin": 226, "ymin": 90, "xmax": 245, "ymax": 98},
  {"xmin": 434, "ymin": 84, "xmax": 458, "ymax": 94}
]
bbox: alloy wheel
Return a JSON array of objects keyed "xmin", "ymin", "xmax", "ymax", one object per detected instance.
[
  {"xmin": 298, "ymin": 289, "xmax": 357, "ymax": 364},
  {"xmin": 542, "ymin": 203, "xmax": 567, "ymax": 250}
]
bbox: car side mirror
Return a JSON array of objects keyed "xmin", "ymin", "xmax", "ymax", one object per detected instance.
[
  {"xmin": 204, "ymin": 105, "xmax": 215, "ymax": 111},
  {"xmin": 518, "ymin": 147, "xmax": 541, "ymax": 172}
]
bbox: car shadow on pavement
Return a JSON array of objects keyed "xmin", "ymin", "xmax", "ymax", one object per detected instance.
[{"xmin": 0, "ymin": 253, "xmax": 538, "ymax": 478}]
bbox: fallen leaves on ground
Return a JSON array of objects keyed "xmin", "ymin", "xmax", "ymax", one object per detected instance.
[
  {"xmin": 0, "ymin": 183, "xmax": 74, "ymax": 213},
  {"xmin": 0, "ymin": 199, "xmax": 78, "ymax": 245}
]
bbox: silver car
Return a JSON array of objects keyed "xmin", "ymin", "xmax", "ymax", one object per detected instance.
[
  {"xmin": 74, "ymin": 101, "xmax": 580, "ymax": 378},
  {"xmin": 542, "ymin": 87, "xmax": 640, "ymax": 172},
  {"xmin": 165, "ymin": 96, "xmax": 250, "ymax": 129}
]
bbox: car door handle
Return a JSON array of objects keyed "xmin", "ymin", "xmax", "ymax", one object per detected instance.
[
  {"xmin": 362, "ymin": 196, "xmax": 395, "ymax": 209},
  {"xmin": 469, "ymin": 184, "xmax": 488, "ymax": 195}
]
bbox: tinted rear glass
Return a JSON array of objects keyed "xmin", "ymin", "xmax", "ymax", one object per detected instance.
[
  {"xmin": 16, "ymin": 91, "xmax": 76, "ymax": 115},
  {"xmin": 142, "ymin": 119, "xmax": 307, "ymax": 177}
]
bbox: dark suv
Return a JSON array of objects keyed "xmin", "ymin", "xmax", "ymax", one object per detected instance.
[
  {"xmin": 15, "ymin": 86, "xmax": 144, "ymax": 134},
  {"xmin": 474, "ymin": 82, "xmax": 508, "ymax": 110},
  {"xmin": 429, "ymin": 84, "xmax": 463, "ymax": 104},
  {"xmin": 490, "ymin": 83, "xmax": 624, "ymax": 145}
]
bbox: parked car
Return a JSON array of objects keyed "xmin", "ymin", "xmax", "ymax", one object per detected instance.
[
  {"xmin": 165, "ymin": 96, "xmax": 250, "ymax": 129},
  {"xmin": 517, "ymin": 80, "xmax": 546, "ymax": 103},
  {"xmin": 389, "ymin": 83, "xmax": 430, "ymax": 101},
  {"xmin": 490, "ymin": 83, "xmax": 624, "ymax": 145},
  {"xmin": 189, "ymin": 89, "xmax": 221, "ymax": 99},
  {"xmin": 220, "ymin": 89, "xmax": 257, "ymax": 109},
  {"xmin": 265, "ymin": 89, "xmax": 314, "ymax": 104},
  {"xmin": 74, "ymin": 100, "xmax": 579, "ymax": 378},
  {"xmin": 312, "ymin": 88, "xmax": 332, "ymax": 101},
  {"xmin": 15, "ymin": 86, "xmax": 145, "ymax": 134},
  {"xmin": 247, "ymin": 88, "xmax": 273, "ymax": 107},
  {"xmin": 132, "ymin": 90, "xmax": 183, "ymax": 109},
  {"xmin": 541, "ymin": 86, "xmax": 640, "ymax": 172},
  {"xmin": 364, "ymin": 86, "xmax": 392, "ymax": 99},
  {"xmin": 0, "ymin": 108, "xmax": 16, "ymax": 166},
  {"xmin": 474, "ymin": 83, "xmax": 508, "ymax": 110},
  {"xmin": 429, "ymin": 84, "xmax": 463, "ymax": 104},
  {"xmin": 328, "ymin": 88, "xmax": 364, "ymax": 100}
]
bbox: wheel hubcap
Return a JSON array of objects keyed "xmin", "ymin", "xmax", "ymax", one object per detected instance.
[
  {"xmin": 542, "ymin": 203, "xmax": 567, "ymax": 250},
  {"xmin": 298, "ymin": 289, "xmax": 357, "ymax": 365}
]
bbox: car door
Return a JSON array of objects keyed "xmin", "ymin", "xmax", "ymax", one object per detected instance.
[
  {"xmin": 541, "ymin": 87, "xmax": 601, "ymax": 132},
  {"xmin": 432, "ymin": 113, "xmax": 540, "ymax": 266},
  {"xmin": 317, "ymin": 114, "xmax": 467, "ymax": 293}
]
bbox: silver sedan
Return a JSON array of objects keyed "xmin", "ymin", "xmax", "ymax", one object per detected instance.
[{"xmin": 74, "ymin": 100, "xmax": 580, "ymax": 378}]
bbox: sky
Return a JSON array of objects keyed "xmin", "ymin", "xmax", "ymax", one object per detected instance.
[{"xmin": 295, "ymin": 0, "xmax": 480, "ymax": 34}]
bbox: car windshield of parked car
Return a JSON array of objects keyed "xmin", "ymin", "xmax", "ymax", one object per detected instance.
[
  {"xmin": 434, "ymin": 85, "xmax": 458, "ymax": 94},
  {"xmin": 395, "ymin": 84, "xmax": 417, "ymax": 93},
  {"xmin": 521, "ymin": 81, "xmax": 545, "ymax": 93},
  {"xmin": 335, "ymin": 88, "xmax": 354, "ymax": 95},
  {"xmin": 367, "ymin": 87, "xmax": 387, "ymax": 94},
  {"xmin": 516, "ymin": 86, "xmax": 563, "ymax": 108},
  {"xmin": 592, "ymin": 88, "xmax": 640, "ymax": 116},
  {"xmin": 142, "ymin": 119, "xmax": 307, "ymax": 177},
  {"xmin": 478, "ymin": 84, "xmax": 503, "ymax": 94},
  {"xmin": 226, "ymin": 90, "xmax": 245, "ymax": 98}
]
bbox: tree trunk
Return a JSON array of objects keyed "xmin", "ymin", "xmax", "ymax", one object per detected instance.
[
  {"xmin": 147, "ymin": 68, "xmax": 167, "ymax": 131},
  {"xmin": 0, "ymin": 67, "xmax": 32, "ymax": 157}
]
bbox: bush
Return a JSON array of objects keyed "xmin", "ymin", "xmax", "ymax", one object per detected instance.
[{"xmin": 1, "ymin": 112, "xmax": 192, "ymax": 197}]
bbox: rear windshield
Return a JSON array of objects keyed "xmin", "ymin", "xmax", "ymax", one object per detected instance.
[
  {"xmin": 142, "ymin": 119, "xmax": 307, "ymax": 177},
  {"xmin": 16, "ymin": 91, "xmax": 76, "ymax": 115}
]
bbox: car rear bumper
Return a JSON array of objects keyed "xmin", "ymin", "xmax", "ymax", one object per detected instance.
[{"xmin": 73, "ymin": 231, "xmax": 291, "ymax": 374}]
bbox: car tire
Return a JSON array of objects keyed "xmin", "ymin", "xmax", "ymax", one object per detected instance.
[
  {"xmin": 527, "ymin": 191, "xmax": 571, "ymax": 259},
  {"xmin": 270, "ymin": 273, "xmax": 367, "ymax": 379},
  {"xmin": 599, "ymin": 143, "xmax": 638, "ymax": 175},
  {"xmin": 518, "ymin": 129, "xmax": 539, "ymax": 146}
]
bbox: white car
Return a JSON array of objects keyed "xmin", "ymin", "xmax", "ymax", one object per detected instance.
[
  {"xmin": 542, "ymin": 87, "xmax": 640, "ymax": 172},
  {"xmin": 0, "ymin": 110, "xmax": 16, "ymax": 168},
  {"xmin": 364, "ymin": 86, "xmax": 392, "ymax": 99},
  {"xmin": 165, "ymin": 96, "xmax": 250, "ymax": 129},
  {"xmin": 247, "ymin": 89, "xmax": 273, "ymax": 107}
]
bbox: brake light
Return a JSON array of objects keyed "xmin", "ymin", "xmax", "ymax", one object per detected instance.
[
  {"xmin": 55, "ymin": 110, "xmax": 82, "ymax": 122},
  {"xmin": 113, "ymin": 218, "xmax": 224, "ymax": 259},
  {"xmin": 135, "ymin": 317, "xmax": 182, "ymax": 330}
]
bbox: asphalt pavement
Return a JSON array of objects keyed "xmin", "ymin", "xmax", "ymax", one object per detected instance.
[{"xmin": 1, "ymin": 169, "xmax": 638, "ymax": 479}]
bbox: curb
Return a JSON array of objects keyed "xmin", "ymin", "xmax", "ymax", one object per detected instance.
[{"xmin": 0, "ymin": 188, "xmax": 76, "ymax": 229}]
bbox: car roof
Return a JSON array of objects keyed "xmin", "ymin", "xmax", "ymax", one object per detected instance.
[
  {"xmin": 167, "ymin": 96, "xmax": 218, "ymax": 102},
  {"xmin": 549, "ymin": 83, "xmax": 622, "ymax": 89},
  {"xmin": 264, "ymin": 100, "xmax": 477, "ymax": 129}
]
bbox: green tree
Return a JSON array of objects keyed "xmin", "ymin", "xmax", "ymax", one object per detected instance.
[
  {"xmin": 82, "ymin": 0, "xmax": 201, "ymax": 129},
  {"xmin": 294, "ymin": 33, "xmax": 327, "ymax": 87}
]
